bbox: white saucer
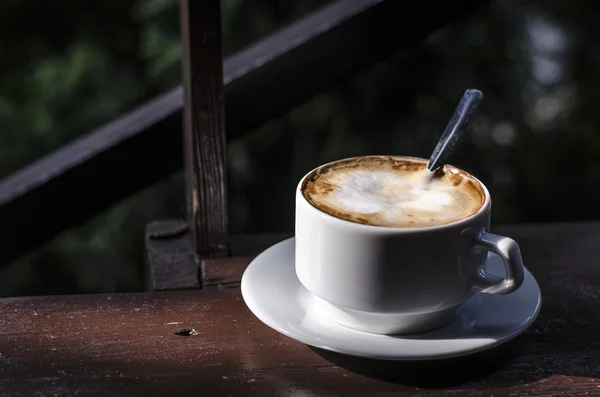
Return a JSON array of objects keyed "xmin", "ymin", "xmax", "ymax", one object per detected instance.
[{"xmin": 241, "ymin": 238, "xmax": 542, "ymax": 361}]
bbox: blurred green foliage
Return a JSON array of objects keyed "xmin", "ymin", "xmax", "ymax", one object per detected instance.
[{"xmin": 1, "ymin": 0, "xmax": 600, "ymax": 297}]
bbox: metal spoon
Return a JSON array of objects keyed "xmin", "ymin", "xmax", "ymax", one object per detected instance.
[{"xmin": 426, "ymin": 89, "xmax": 483, "ymax": 173}]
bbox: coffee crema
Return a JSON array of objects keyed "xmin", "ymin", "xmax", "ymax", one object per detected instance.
[{"xmin": 301, "ymin": 156, "xmax": 485, "ymax": 228}]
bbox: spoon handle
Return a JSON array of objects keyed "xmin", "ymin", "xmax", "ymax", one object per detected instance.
[{"xmin": 427, "ymin": 89, "xmax": 483, "ymax": 172}]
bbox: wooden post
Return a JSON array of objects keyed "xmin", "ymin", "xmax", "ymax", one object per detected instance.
[{"xmin": 180, "ymin": 0, "xmax": 229, "ymax": 262}]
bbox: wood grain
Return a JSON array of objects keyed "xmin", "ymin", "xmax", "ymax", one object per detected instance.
[
  {"xmin": 144, "ymin": 220, "xmax": 199, "ymax": 291},
  {"xmin": 2, "ymin": 222, "xmax": 600, "ymax": 396},
  {"xmin": 202, "ymin": 257, "xmax": 252, "ymax": 289},
  {"xmin": 180, "ymin": 0, "xmax": 229, "ymax": 259}
]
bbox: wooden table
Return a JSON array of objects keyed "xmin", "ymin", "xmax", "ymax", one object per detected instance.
[{"xmin": 1, "ymin": 222, "xmax": 600, "ymax": 396}]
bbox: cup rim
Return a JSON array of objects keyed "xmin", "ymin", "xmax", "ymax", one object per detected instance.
[{"xmin": 296, "ymin": 155, "xmax": 491, "ymax": 233}]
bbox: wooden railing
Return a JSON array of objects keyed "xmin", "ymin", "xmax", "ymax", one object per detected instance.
[{"xmin": 0, "ymin": 0, "xmax": 490, "ymax": 267}]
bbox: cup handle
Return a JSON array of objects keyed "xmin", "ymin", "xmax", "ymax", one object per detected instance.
[{"xmin": 469, "ymin": 228, "xmax": 525, "ymax": 294}]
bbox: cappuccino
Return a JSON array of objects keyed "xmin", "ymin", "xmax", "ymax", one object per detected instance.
[{"xmin": 301, "ymin": 156, "xmax": 484, "ymax": 228}]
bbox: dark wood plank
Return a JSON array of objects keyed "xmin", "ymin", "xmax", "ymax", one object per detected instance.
[
  {"xmin": 2, "ymin": 222, "xmax": 600, "ymax": 396},
  {"xmin": 201, "ymin": 257, "xmax": 251, "ymax": 289},
  {"xmin": 0, "ymin": 0, "xmax": 491, "ymax": 266},
  {"xmin": 144, "ymin": 220, "xmax": 199, "ymax": 291},
  {"xmin": 146, "ymin": 220, "xmax": 600, "ymax": 292},
  {"xmin": 180, "ymin": 0, "xmax": 229, "ymax": 259},
  {"xmin": 144, "ymin": 219, "xmax": 289, "ymax": 291},
  {"xmin": 223, "ymin": 0, "xmax": 488, "ymax": 134},
  {"xmin": 158, "ymin": 221, "xmax": 600, "ymax": 293}
]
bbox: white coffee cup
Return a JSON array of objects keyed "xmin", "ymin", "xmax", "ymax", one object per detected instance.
[{"xmin": 294, "ymin": 156, "xmax": 525, "ymax": 335}]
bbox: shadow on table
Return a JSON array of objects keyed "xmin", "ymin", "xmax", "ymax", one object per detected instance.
[{"xmin": 309, "ymin": 331, "xmax": 570, "ymax": 389}]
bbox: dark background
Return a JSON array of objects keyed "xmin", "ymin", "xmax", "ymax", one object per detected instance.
[{"xmin": 1, "ymin": 0, "xmax": 598, "ymax": 297}]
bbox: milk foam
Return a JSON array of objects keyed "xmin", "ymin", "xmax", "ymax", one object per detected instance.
[
  {"xmin": 333, "ymin": 170, "xmax": 455, "ymax": 222},
  {"xmin": 303, "ymin": 158, "xmax": 483, "ymax": 228},
  {"xmin": 332, "ymin": 170, "xmax": 454, "ymax": 215}
]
